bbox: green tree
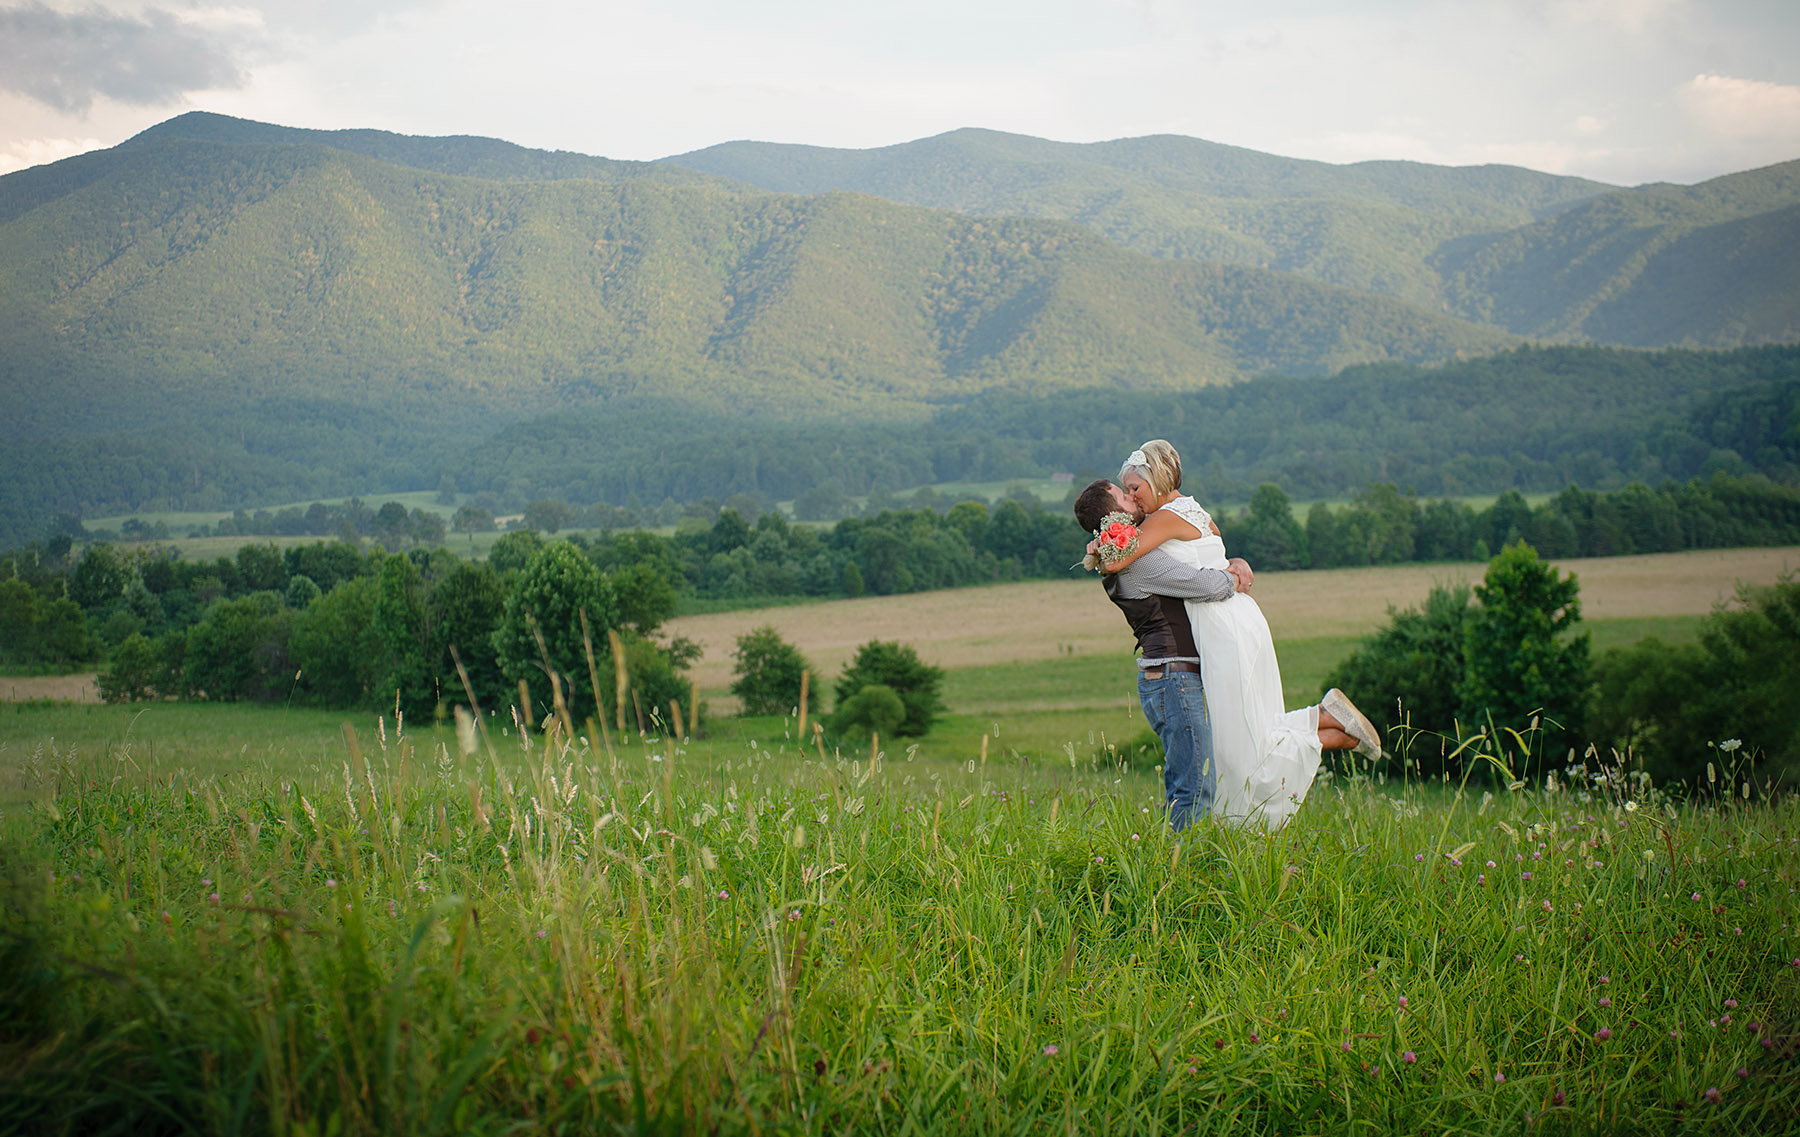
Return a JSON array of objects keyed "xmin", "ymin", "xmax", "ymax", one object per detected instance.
[
  {"xmin": 522, "ymin": 499, "xmax": 577, "ymax": 534},
  {"xmin": 841, "ymin": 560, "xmax": 865, "ymax": 599},
  {"xmin": 0, "ymin": 578, "xmax": 40, "ymax": 664},
  {"xmin": 833, "ymin": 640, "xmax": 943, "ymax": 737},
  {"xmin": 184, "ymin": 594, "xmax": 294, "ymax": 702},
  {"xmin": 1231, "ymin": 483, "xmax": 1309, "ymax": 569},
  {"xmin": 97, "ymin": 632, "xmax": 159, "ymax": 703},
  {"xmin": 236, "ymin": 543, "xmax": 287, "ymax": 593},
  {"xmin": 429, "ymin": 562, "xmax": 508, "ymax": 712},
  {"xmin": 37, "ymin": 597, "xmax": 95, "ymax": 667},
  {"xmin": 1459, "ymin": 541, "xmax": 1590, "ymax": 744},
  {"xmin": 492, "ymin": 541, "xmax": 619, "ymax": 722},
  {"xmin": 284, "ymin": 542, "xmax": 369, "ymax": 593},
  {"xmin": 488, "ymin": 530, "xmax": 544, "ymax": 574},
  {"xmin": 373, "ymin": 501, "xmax": 412, "ymax": 548},
  {"xmin": 410, "ymin": 508, "xmax": 447, "ymax": 547},
  {"xmin": 452, "ymin": 505, "xmax": 495, "ymax": 544},
  {"xmin": 372, "ymin": 555, "xmax": 434, "ymax": 715},
  {"xmin": 1322, "ymin": 584, "xmax": 1474, "ymax": 766},
  {"xmin": 1336, "ymin": 483, "xmax": 1419, "ymax": 565},
  {"xmin": 730, "ymin": 626, "xmax": 815, "ymax": 717},
  {"xmin": 609, "ymin": 560, "xmax": 677, "ymax": 637},
  {"xmin": 611, "ymin": 633, "xmax": 700, "ymax": 735},
  {"xmin": 946, "ymin": 500, "xmax": 989, "ymax": 546},
  {"xmin": 68, "ymin": 543, "xmax": 129, "ymax": 611},
  {"xmin": 1305, "ymin": 503, "xmax": 1340, "ymax": 569},
  {"xmin": 285, "ymin": 574, "xmax": 322, "ymax": 609},
  {"xmin": 291, "ymin": 577, "xmax": 383, "ymax": 706},
  {"xmin": 1484, "ymin": 491, "xmax": 1535, "ymax": 552}
]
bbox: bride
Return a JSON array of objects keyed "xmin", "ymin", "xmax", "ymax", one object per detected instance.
[{"xmin": 1101, "ymin": 440, "xmax": 1381, "ymax": 827}]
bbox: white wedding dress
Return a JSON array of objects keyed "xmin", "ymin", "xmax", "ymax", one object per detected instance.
[{"xmin": 1157, "ymin": 496, "xmax": 1322, "ymax": 828}]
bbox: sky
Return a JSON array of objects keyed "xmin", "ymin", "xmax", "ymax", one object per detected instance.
[{"xmin": 1, "ymin": 0, "xmax": 1798, "ymax": 185}]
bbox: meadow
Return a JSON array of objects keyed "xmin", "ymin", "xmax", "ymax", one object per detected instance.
[
  {"xmin": 4, "ymin": 546, "xmax": 1799, "ymax": 1133},
  {"xmin": 4, "ymin": 699, "xmax": 1799, "ymax": 1134}
]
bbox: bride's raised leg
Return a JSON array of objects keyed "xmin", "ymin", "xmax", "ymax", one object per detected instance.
[
  {"xmin": 1319, "ymin": 690, "xmax": 1382, "ymax": 760},
  {"xmin": 1317, "ymin": 710, "xmax": 1358, "ymax": 751}
]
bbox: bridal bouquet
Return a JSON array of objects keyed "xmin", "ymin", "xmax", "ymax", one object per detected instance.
[{"xmin": 1081, "ymin": 511, "xmax": 1140, "ymax": 571}]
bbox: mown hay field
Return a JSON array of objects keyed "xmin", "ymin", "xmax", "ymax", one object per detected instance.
[{"xmin": 671, "ymin": 546, "xmax": 1800, "ymax": 710}]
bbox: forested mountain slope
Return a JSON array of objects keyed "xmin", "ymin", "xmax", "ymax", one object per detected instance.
[
  {"xmin": 0, "ymin": 127, "xmax": 1511, "ymax": 443},
  {"xmin": 1434, "ymin": 161, "xmax": 1800, "ymax": 346},
  {"xmin": 666, "ymin": 132, "xmax": 1800, "ymax": 345}
]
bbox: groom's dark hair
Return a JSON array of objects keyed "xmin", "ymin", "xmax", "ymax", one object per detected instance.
[{"xmin": 1073, "ymin": 479, "xmax": 1117, "ymax": 533}]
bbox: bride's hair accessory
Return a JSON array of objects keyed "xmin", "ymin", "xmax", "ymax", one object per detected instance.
[{"xmin": 1123, "ymin": 440, "xmax": 1182, "ymax": 496}]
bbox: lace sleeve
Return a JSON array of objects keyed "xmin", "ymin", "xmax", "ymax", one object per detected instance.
[{"xmin": 1163, "ymin": 495, "xmax": 1213, "ymax": 534}]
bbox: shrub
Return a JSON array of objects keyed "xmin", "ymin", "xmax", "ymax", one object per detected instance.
[
  {"xmin": 832, "ymin": 683, "xmax": 905, "ymax": 741},
  {"xmin": 833, "ymin": 640, "xmax": 943, "ymax": 737},
  {"xmin": 1591, "ymin": 577, "xmax": 1800, "ymax": 786},
  {"xmin": 730, "ymin": 626, "xmax": 815, "ymax": 717},
  {"xmin": 609, "ymin": 633, "xmax": 700, "ymax": 736}
]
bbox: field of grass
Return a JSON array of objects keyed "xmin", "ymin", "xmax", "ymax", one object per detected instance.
[{"xmin": 3, "ymin": 701, "xmax": 1797, "ymax": 1133}]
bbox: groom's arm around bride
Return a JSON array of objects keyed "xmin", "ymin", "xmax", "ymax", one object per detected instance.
[{"xmin": 1073, "ymin": 479, "xmax": 1249, "ymax": 829}]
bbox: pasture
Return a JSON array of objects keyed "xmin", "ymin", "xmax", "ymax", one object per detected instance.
[
  {"xmin": 4, "ymin": 546, "xmax": 1798, "ymax": 1133},
  {"xmin": 3, "ymin": 703, "xmax": 1798, "ymax": 1133}
]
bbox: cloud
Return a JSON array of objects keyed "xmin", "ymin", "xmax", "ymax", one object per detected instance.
[
  {"xmin": 1549, "ymin": 0, "xmax": 1687, "ymax": 34},
  {"xmin": 0, "ymin": 133, "xmax": 102, "ymax": 175},
  {"xmin": 1678, "ymin": 74, "xmax": 1800, "ymax": 142},
  {"xmin": 0, "ymin": 2, "xmax": 246, "ymax": 113}
]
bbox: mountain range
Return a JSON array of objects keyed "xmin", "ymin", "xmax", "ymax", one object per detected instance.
[
  {"xmin": 0, "ymin": 112, "xmax": 1795, "ymax": 544},
  {"xmin": 665, "ymin": 129, "xmax": 1800, "ymax": 346}
]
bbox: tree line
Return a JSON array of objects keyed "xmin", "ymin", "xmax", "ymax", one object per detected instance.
[
  {"xmin": 6, "ymin": 344, "xmax": 1797, "ymax": 551},
  {"xmin": 1232, "ymin": 472, "xmax": 1800, "ymax": 571},
  {"xmin": 6, "ymin": 470, "xmax": 1800, "ymax": 689}
]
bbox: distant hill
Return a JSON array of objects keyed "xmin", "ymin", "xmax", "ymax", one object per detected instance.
[
  {"xmin": 1434, "ymin": 161, "xmax": 1800, "ymax": 346},
  {"xmin": 0, "ymin": 120, "xmax": 1511, "ymax": 444},
  {"xmin": 662, "ymin": 129, "xmax": 1616, "ymax": 308},
  {"xmin": 663, "ymin": 132, "xmax": 1800, "ymax": 345}
]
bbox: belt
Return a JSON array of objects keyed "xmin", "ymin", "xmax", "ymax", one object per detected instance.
[{"xmin": 1141, "ymin": 661, "xmax": 1201, "ymax": 678}]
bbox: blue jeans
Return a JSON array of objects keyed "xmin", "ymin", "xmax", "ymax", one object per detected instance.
[{"xmin": 1138, "ymin": 670, "xmax": 1214, "ymax": 830}]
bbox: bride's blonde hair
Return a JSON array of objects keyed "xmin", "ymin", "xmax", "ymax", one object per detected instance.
[{"xmin": 1121, "ymin": 439, "xmax": 1183, "ymax": 498}]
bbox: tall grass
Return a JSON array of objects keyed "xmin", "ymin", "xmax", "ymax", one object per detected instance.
[{"xmin": 3, "ymin": 711, "xmax": 1798, "ymax": 1134}]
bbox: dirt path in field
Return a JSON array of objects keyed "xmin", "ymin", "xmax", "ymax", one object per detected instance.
[
  {"xmin": 668, "ymin": 546, "xmax": 1800, "ymax": 697},
  {"xmin": 1, "ymin": 673, "xmax": 102, "ymax": 704}
]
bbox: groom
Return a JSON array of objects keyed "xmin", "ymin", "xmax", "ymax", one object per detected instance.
[{"xmin": 1073, "ymin": 480, "xmax": 1252, "ymax": 830}]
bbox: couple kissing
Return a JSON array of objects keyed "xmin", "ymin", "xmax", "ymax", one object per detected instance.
[{"xmin": 1075, "ymin": 439, "xmax": 1382, "ymax": 829}]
